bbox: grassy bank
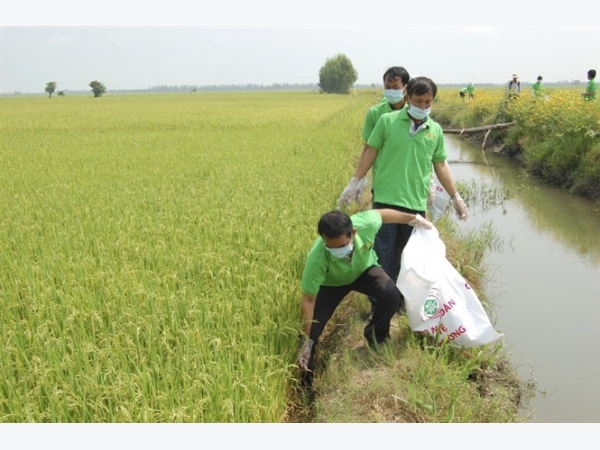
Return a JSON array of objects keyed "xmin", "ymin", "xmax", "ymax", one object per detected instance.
[{"xmin": 432, "ymin": 87, "xmax": 600, "ymax": 200}]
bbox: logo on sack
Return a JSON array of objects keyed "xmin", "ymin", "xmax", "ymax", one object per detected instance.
[
  {"xmin": 422, "ymin": 289, "xmax": 457, "ymax": 319},
  {"xmin": 423, "ymin": 295, "xmax": 439, "ymax": 317}
]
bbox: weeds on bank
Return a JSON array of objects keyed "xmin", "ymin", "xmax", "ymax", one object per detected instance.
[{"xmin": 436, "ymin": 87, "xmax": 600, "ymax": 199}]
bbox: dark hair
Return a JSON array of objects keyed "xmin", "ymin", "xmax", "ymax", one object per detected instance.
[
  {"xmin": 317, "ymin": 210, "xmax": 353, "ymax": 239},
  {"xmin": 406, "ymin": 76, "xmax": 438, "ymax": 99},
  {"xmin": 588, "ymin": 69, "xmax": 597, "ymax": 79},
  {"xmin": 383, "ymin": 66, "xmax": 410, "ymax": 86},
  {"xmin": 537, "ymin": 76, "xmax": 543, "ymax": 81}
]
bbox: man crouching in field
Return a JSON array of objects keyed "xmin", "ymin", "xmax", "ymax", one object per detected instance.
[{"xmin": 298, "ymin": 208, "xmax": 432, "ymax": 385}]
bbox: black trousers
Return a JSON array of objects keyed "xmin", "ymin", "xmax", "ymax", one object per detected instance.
[
  {"xmin": 305, "ymin": 266, "xmax": 400, "ymax": 377},
  {"xmin": 368, "ymin": 201, "xmax": 425, "ymax": 312}
]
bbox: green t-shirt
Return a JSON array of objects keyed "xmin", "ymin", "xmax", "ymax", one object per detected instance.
[
  {"xmin": 467, "ymin": 84, "xmax": 474, "ymax": 94},
  {"xmin": 584, "ymin": 78, "xmax": 598, "ymax": 101},
  {"xmin": 460, "ymin": 88, "xmax": 468, "ymax": 93},
  {"xmin": 532, "ymin": 81, "xmax": 542, "ymax": 96},
  {"xmin": 367, "ymin": 108, "xmax": 447, "ymax": 210},
  {"xmin": 362, "ymin": 99, "xmax": 394, "ymax": 141},
  {"xmin": 300, "ymin": 210, "xmax": 382, "ymax": 295}
]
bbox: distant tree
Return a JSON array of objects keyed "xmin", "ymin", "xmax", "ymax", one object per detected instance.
[
  {"xmin": 57, "ymin": 91, "xmax": 65, "ymax": 97},
  {"xmin": 89, "ymin": 80, "xmax": 107, "ymax": 98},
  {"xmin": 45, "ymin": 81, "xmax": 57, "ymax": 98},
  {"xmin": 318, "ymin": 54, "xmax": 358, "ymax": 94}
]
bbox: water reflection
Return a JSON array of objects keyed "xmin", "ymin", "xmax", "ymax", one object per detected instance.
[{"xmin": 443, "ymin": 136, "xmax": 600, "ymax": 423}]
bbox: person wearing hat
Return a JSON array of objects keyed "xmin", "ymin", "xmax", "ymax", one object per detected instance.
[{"xmin": 507, "ymin": 74, "xmax": 521, "ymax": 98}]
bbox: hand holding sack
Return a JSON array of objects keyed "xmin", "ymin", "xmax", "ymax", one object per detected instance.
[
  {"xmin": 427, "ymin": 178, "xmax": 436, "ymax": 208},
  {"xmin": 337, "ymin": 177, "xmax": 360, "ymax": 209},
  {"xmin": 408, "ymin": 214, "xmax": 433, "ymax": 230}
]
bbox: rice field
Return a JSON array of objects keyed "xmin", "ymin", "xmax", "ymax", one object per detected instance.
[{"xmin": 0, "ymin": 91, "xmax": 376, "ymax": 422}]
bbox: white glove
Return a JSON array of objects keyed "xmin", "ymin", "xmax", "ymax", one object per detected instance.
[
  {"xmin": 355, "ymin": 177, "xmax": 367, "ymax": 203},
  {"xmin": 337, "ymin": 177, "xmax": 360, "ymax": 209},
  {"xmin": 409, "ymin": 215, "xmax": 433, "ymax": 229},
  {"xmin": 298, "ymin": 338, "xmax": 314, "ymax": 370},
  {"xmin": 452, "ymin": 193, "xmax": 468, "ymax": 220},
  {"xmin": 427, "ymin": 178, "xmax": 436, "ymax": 208}
]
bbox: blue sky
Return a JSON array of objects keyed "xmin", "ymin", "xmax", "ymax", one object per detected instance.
[{"xmin": 1, "ymin": 2, "xmax": 598, "ymax": 94}]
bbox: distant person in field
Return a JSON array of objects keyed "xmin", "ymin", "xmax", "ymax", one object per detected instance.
[
  {"xmin": 297, "ymin": 208, "xmax": 432, "ymax": 386},
  {"xmin": 336, "ymin": 76, "xmax": 468, "ymax": 316},
  {"xmin": 581, "ymin": 69, "xmax": 597, "ymax": 101},
  {"xmin": 459, "ymin": 87, "xmax": 467, "ymax": 98},
  {"xmin": 532, "ymin": 75, "xmax": 543, "ymax": 98},
  {"xmin": 507, "ymin": 74, "xmax": 521, "ymax": 98},
  {"xmin": 467, "ymin": 82, "xmax": 475, "ymax": 99}
]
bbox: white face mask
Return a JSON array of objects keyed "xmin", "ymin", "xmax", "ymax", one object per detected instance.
[
  {"xmin": 408, "ymin": 104, "xmax": 431, "ymax": 120},
  {"xmin": 383, "ymin": 89, "xmax": 404, "ymax": 104},
  {"xmin": 326, "ymin": 241, "xmax": 354, "ymax": 258}
]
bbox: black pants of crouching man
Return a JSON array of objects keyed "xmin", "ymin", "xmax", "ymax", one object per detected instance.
[{"xmin": 302, "ymin": 266, "xmax": 400, "ymax": 385}]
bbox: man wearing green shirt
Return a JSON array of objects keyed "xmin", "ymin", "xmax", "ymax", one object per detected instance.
[
  {"xmin": 532, "ymin": 75, "xmax": 543, "ymax": 98},
  {"xmin": 298, "ymin": 209, "xmax": 432, "ymax": 384},
  {"xmin": 467, "ymin": 82, "xmax": 474, "ymax": 99},
  {"xmin": 354, "ymin": 67, "xmax": 410, "ymax": 202},
  {"xmin": 336, "ymin": 77, "xmax": 468, "ymax": 315},
  {"xmin": 582, "ymin": 69, "xmax": 597, "ymax": 101},
  {"xmin": 459, "ymin": 87, "xmax": 467, "ymax": 98}
]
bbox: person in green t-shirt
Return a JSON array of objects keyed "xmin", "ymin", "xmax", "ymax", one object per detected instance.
[
  {"xmin": 581, "ymin": 69, "xmax": 597, "ymax": 101},
  {"xmin": 466, "ymin": 82, "xmax": 474, "ymax": 99},
  {"xmin": 297, "ymin": 208, "xmax": 432, "ymax": 385},
  {"xmin": 459, "ymin": 87, "xmax": 467, "ymax": 98},
  {"xmin": 532, "ymin": 75, "xmax": 543, "ymax": 98},
  {"xmin": 336, "ymin": 77, "xmax": 468, "ymax": 315},
  {"xmin": 354, "ymin": 67, "xmax": 410, "ymax": 203}
]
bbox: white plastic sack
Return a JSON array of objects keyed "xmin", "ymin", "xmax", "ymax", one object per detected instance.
[
  {"xmin": 397, "ymin": 227, "xmax": 503, "ymax": 348},
  {"xmin": 428, "ymin": 183, "xmax": 451, "ymax": 222}
]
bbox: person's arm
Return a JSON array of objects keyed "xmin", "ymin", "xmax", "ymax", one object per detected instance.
[
  {"xmin": 300, "ymin": 293, "xmax": 317, "ymax": 338},
  {"xmin": 377, "ymin": 208, "xmax": 432, "ymax": 229},
  {"xmin": 353, "ymin": 146, "xmax": 378, "ymax": 179},
  {"xmin": 433, "ymin": 161, "xmax": 458, "ymax": 197}
]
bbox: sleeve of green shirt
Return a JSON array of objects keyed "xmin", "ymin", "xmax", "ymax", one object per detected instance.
[
  {"xmin": 361, "ymin": 109, "xmax": 375, "ymax": 142},
  {"xmin": 431, "ymin": 123, "xmax": 448, "ymax": 163},
  {"xmin": 366, "ymin": 114, "xmax": 387, "ymax": 150},
  {"xmin": 300, "ymin": 242, "xmax": 328, "ymax": 296}
]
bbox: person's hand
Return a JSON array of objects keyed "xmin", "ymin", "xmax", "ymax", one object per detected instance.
[
  {"xmin": 409, "ymin": 215, "xmax": 433, "ymax": 229},
  {"xmin": 337, "ymin": 177, "xmax": 360, "ymax": 209},
  {"xmin": 427, "ymin": 178, "xmax": 436, "ymax": 208},
  {"xmin": 452, "ymin": 193, "xmax": 468, "ymax": 220},
  {"xmin": 355, "ymin": 177, "xmax": 367, "ymax": 203},
  {"xmin": 298, "ymin": 338, "xmax": 314, "ymax": 370}
]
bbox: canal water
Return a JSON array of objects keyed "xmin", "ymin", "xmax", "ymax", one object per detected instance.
[{"xmin": 442, "ymin": 136, "xmax": 600, "ymax": 423}]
